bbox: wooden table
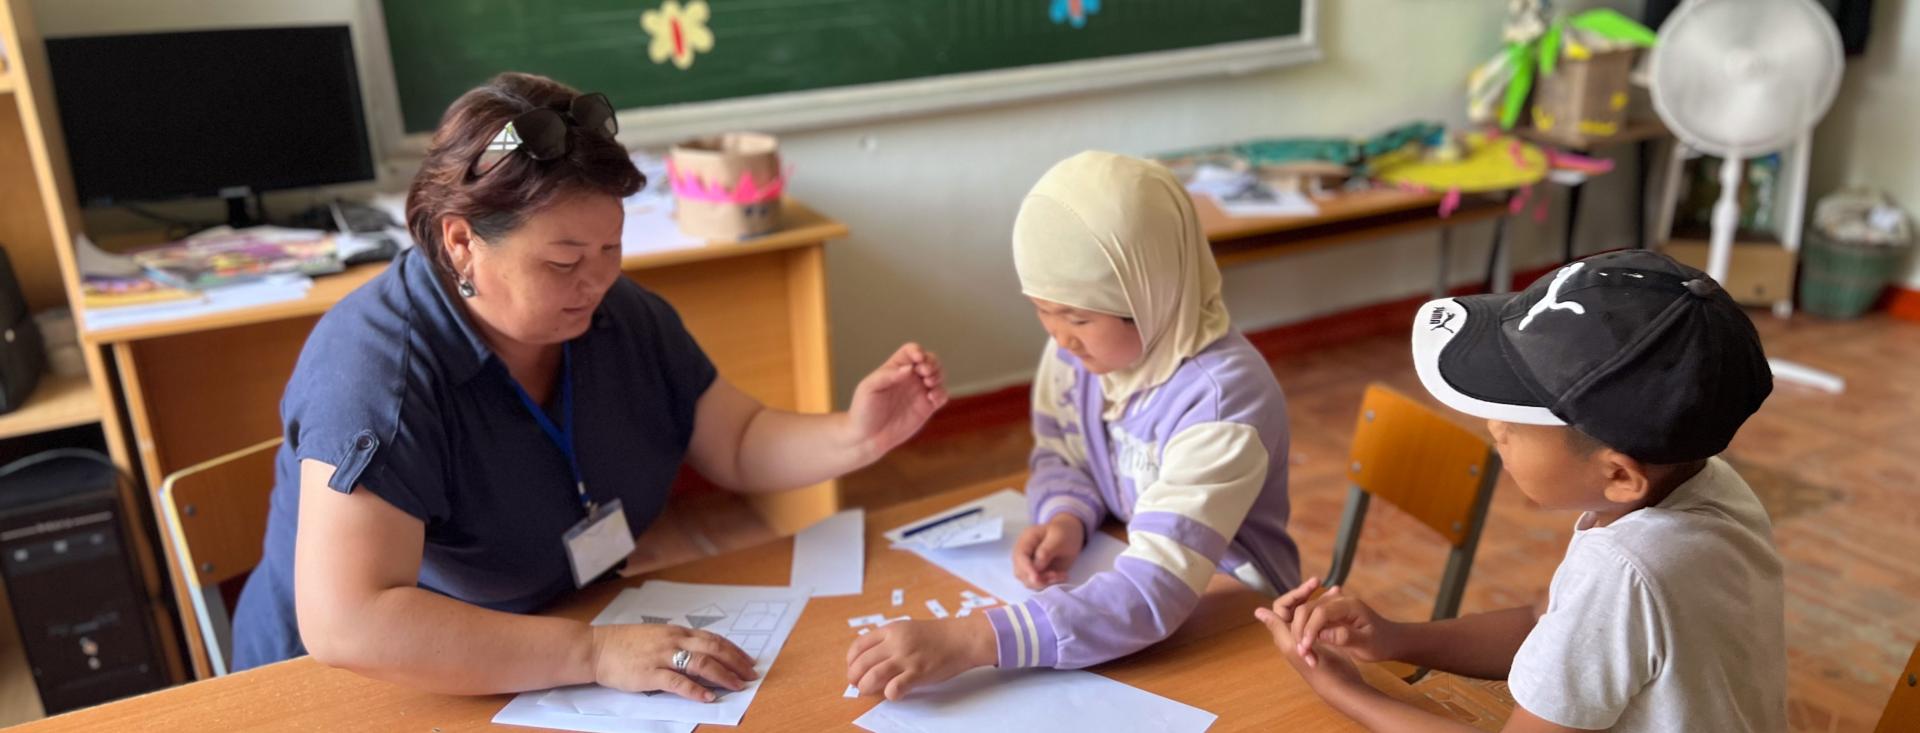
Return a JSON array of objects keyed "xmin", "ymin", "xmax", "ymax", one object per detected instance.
[
  {"xmin": 81, "ymin": 200, "xmax": 846, "ymax": 680},
  {"xmin": 1196, "ymin": 187, "xmax": 1516, "ymax": 297},
  {"xmin": 13, "ymin": 476, "xmax": 1484, "ymax": 732}
]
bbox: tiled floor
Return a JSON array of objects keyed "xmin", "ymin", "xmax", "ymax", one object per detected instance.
[{"xmin": 2, "ymin": 313, "xmax": 1911, "ymax": 730}]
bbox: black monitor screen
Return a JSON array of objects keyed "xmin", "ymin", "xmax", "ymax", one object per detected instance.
[{"xmin": 47, "ymin": 26, "xmax": 375, "ymax": 206}]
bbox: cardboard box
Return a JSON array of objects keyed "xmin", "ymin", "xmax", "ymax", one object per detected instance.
[
  {"xmin": 1661, "ymin": 238, "xmax": 1798, "ymax": 306},
  {"xmin": 669, "ymin": 132, "xmax": 784, "ymax": 240},
  {"xmin": 1531, "ymin": 49, "xmax": 1636, "ymax": 142}
]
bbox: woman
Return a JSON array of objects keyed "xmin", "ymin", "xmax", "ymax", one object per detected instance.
[{"xmin": 230, "ymin": 73, "xmax": 948, "ymax": 701}]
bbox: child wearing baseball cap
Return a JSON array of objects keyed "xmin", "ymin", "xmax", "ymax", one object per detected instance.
[{"xmin": 1258, "ymin": 250, "xmax": 1786, "ymax": 732}]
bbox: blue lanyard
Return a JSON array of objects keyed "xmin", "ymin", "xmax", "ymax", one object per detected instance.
[{"xmin": 510, "ymin": 344, "xmax": 591, "ymax": 512}]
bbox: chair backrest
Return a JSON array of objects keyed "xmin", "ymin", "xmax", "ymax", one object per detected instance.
[
  {"xmin": 1327, "ymin": 383, "xmax": 1503, "ymax": 662},
  {"xmin": 159, "ymin": 437, "xmax": 281, "ymax": 677},
  {"xmin": 1346, "ymin": 383, "xmax": 1498, "ymax": 547},
  {"xmin": 1877, "ymin": 641, "xmax": 1920, "ymax": 733}
]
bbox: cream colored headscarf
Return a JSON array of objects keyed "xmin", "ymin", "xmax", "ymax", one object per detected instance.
[{"xmin": 1012, "ymin": 151, "xmax": 1231, "ymax": 420}]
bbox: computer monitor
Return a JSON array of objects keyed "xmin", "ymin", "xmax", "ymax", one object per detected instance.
[{"xmin": 47, "ymin": 25, "xmax": 376, "ymax": 226}]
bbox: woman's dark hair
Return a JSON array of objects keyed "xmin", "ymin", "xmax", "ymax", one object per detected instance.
[{"xmin": 406, "ymin": 72, "xmax": 644, "ymax": 274}]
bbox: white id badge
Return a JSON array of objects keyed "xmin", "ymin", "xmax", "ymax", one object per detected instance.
[{"xmin": 563, "ymin": 498, "xmax": 635, "ymax": 588}]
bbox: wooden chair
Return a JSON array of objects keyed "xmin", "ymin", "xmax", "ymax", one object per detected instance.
[
  {"xmin": 158, "ymin": 437, "xmax": 281, "ymax": 678},
  {"xmin": 1324, "ymin": 383, "xmax": 1502, "ymax": 683},
  {"xmin": 1876, "ymin": 641, "xmax": 1920, "ymax": 733}
]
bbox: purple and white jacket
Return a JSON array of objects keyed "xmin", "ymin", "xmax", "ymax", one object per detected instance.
[{"xmin": 986, "ymin": 332, "xmax": 1300, "ymax": 669}]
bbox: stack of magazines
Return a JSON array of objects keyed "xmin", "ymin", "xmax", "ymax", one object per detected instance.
[
  {"xmin": 75, "ymin": 228, "xmax": 339, "ymax": 332},
  {"xmin": 131, "ymin": 226, "xmax": 342, "ymax": 290}
]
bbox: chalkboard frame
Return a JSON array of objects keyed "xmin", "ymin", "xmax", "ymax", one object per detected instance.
[{"xmin": 370, "ymin": 0, "xmax": 1319, "ymax": 155}]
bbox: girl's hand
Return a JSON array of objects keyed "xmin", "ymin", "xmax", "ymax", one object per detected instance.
[
  {"xmin": 845, "ymin": 616, "xmax": 996, "ymax": 700},
  {"xmin": 1011, "ymin": 514, "xmax": 1086, "ymax": 589}
]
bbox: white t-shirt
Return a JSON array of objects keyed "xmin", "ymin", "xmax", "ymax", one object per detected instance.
[{"xmin": 1509, "ymin": 458, "xmax": 1787, "ymax": 732}]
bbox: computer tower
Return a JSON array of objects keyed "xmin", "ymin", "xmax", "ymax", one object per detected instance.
[{"xmin": 0, "ymin": 453, "xmax": 168, "ymax": 714}]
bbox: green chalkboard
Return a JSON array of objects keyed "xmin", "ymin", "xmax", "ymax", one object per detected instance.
[{"xmin": 382, "ymin": 0, "xmax": 1305, "ymax": 133}]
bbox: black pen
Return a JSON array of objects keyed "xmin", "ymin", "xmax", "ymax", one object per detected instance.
[{"xmin": 901, "ymin": 507, "xmax": 984, "ymax": 538}]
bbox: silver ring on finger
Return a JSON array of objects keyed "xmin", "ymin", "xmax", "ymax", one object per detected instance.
[{"xmin": 672, "ymin": 649, "xmax": 693, "ymax": 672}]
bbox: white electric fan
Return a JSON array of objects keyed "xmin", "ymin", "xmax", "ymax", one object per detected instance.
[{"xmin": 1647, "ymin": 0, "xmax": 1847, "ymax": 392}]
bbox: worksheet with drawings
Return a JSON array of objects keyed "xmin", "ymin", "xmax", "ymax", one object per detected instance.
[{"xmin": 516, "ymin": 582, "xmax": 811, "ymax": 727}]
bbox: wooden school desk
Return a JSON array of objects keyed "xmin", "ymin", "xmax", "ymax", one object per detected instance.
[
  {"xmin": 12, "ymin": 475, "xmax": 1500, "ymax": 732},
  {"xmin": 80, "ymin": 200, "xmax": 845, "ymax": 680},
  {"xmin": 1197, "ymin": 187, "xmax": 1517, "ymax": 297}
]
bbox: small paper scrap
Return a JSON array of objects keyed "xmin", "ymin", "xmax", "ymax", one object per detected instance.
[
  {"xmin": 859, "ymin": 628, "xmax": 871, "ymax": 635},
  {"xmin": 880, "ymin": 616, "xmax": 911, "ymax": 626},
  {"xmin": 927, "ymin": 600, "xmax": 950, "ymax": 619},
  {"xmin": 891, "ymin": 589, "xmax": 904, "ymax": 607},
  {"xmin": 844, "ymin": 684, "xmax": 861, "ymax": 699},
  {"xmin": 848, "ymin": 614, "xmax": 888, "ymax": 628},
  {"xmin": 961, "ymin": 596, "xmax": 1000, "ymax": 609},
  {"xmin": 957, "ymin": 607, "xmax": 973, "ymax": 617}
]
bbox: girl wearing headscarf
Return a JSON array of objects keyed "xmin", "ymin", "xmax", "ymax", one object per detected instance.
[{"xmin": 847, "ymin": 151, "xmax": 1300, "ymax": 698}]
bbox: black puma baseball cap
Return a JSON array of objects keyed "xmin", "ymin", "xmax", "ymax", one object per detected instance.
[{"xmin": 1411, "ymin": 250, "xmax": 1772, "ymax": 464}]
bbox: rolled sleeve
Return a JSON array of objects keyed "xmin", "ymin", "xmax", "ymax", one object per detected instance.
[{"xmin": 282, "ymin": 313, "xmax": 448, "ymax": 524}]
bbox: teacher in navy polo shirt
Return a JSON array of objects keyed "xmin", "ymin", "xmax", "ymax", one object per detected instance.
[{"xmin": 230, "ymin": 73, "xmax": 948, "ymax": 701}]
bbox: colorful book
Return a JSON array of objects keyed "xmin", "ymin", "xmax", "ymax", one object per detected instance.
[
  {"xmin": 81, "ymin": 274, "xmax": 194, "ymax": 309},
  {"xmin": 132, "ymin": 228, "xmax": 342, "ymax": 291}
]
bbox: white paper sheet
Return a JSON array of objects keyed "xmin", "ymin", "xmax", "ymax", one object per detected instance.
[
  {"xmin": 367, "ymin": 192, "xmax": 416, "ymax": 249},
  {"xmin": 791, "ymin": 508, "xmax": 864, "ymax": 597},
  {"xmin": 74, "ymin": 234, "xmax": 142, "ymax": 278},
  {"xmin": 883, "ymin": 490, "xmax": 1127, "ymax": 605},
  {"xmin": 623, "ymin": 152, "xmax": 706, "ymax": 256},
  {"xmin": 494, "ymin": 694, "xmax": 695, "ymax": 733},
  {"xmin": 1184, "ymin": 164, "xmax": 1320, "ymax": 219},
  {"xmin": 852, "ymin": 668, "xmax": 1216, "ymax": 733},
  {"xmin": 515, "ymin": 582, "xmax": 809, "ymax": 727},
  {"xmin": 1208, "ymin": 190, "xmax": 1319, "ymax": 218}
]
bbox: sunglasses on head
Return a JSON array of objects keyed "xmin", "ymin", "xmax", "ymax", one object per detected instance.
[{"xmin": 469, "ymin": 92, "xmax": 619, "ymax": 179}]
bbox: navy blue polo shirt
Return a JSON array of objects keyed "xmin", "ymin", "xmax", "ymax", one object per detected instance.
[{"xmin": 230, "ymin": 246, "xmax": 716, "ymax": 670}]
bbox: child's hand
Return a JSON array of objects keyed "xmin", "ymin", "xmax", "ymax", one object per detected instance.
[
  {"xmin": 1012, "ymin": 514, "xmax": 1085, "ymax": 589},
  {"xmin": 1257, "ymin": 607, "xmax": 1368, "ymax": 696},
  {"xmin": 846, "ymin": 616, "xmax": 996, "ymax": 700},
  {"xmin": 1256, "ymin": 577, "xmax": 1403, "ymax": 668}
]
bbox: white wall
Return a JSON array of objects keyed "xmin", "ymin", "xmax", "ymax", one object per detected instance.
[
  {"xmin": 1811, "ymin": 0, "xmax": 1920, "ymax": 289},
  {"xmin": 36, "ymin": 0, "xmax": 1650, "ymax": 400},
  {"xmin": 790, "ymin": 0, "xmax": 1640, "ymax": 395}
]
